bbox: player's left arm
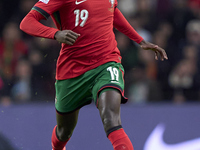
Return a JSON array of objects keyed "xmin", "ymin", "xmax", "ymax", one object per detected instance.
[{"xmin": 113, "ymin": 8, "xmax": 168, "ymax": 61}]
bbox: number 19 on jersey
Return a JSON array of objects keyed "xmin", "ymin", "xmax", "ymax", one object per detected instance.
[{"xmin": 74, "ymin": 9, "xmax": 89, "ymax": 27}]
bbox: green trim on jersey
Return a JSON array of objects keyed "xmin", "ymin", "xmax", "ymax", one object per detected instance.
[
  {"xmin": 53, "ymin": 11, "xmax": 62, "ymax": 30},
  {"xmin": 32, "ymin": 6, "xmax": 50, "ymax": 19}
]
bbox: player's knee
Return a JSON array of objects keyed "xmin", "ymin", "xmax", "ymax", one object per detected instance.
[
  {"xmin": 100, "ymin": 107, "xmax": 121, "ymax": 131},
  {"xmin": 98, "ymin": 90, "xmax": 121, "ymax": 131},
  {"xmin": 102, "ymin": 115, "xmax": 113, "ymax": 127},
  {"xmin": 57, "ymin": 126, "xmax": 73, "ymax": 141}
]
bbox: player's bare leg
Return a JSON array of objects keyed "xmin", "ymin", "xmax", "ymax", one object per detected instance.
[
  {"xmin": 98, "ymin": 90, "xmax": 134, "ymax": 150},
  {"xmin": 51, "ymin": 109, "xmax": 80, "ymax": 150}
]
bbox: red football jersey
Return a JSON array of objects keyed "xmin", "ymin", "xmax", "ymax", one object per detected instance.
[{"xmin": 33, "ymin": 0, "xmax": 121, "ymax": 80}]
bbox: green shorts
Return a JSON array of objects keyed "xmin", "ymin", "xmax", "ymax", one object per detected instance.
[{"xmin": 55, "ymin": 62, "xmax": 128, "ymax": 114}]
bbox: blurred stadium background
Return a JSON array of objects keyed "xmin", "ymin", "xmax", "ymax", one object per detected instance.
[{"xmin": 0, "ymin": 0, "xmax": 200, "ymax": 149}]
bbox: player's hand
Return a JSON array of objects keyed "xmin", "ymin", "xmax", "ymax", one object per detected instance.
[
  {"xmin": 54, "ymin": 30, "xmax": 80, "ymax": 45},
  {"xmin": 139, "ymin": 40, "xmax": 168, "ymax": 61}
]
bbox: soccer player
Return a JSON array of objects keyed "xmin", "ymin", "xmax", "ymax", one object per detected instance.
[{"xmin": 20, "ymin": 0, "xmax": 168, "ymax": 149}]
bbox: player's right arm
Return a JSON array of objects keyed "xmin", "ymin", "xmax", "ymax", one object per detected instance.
[
  {"xmin": 20, "ymin": 0, "xmax": 80, "ymax": 45},
  {"xmin": 20, "ymin": 10, "xmax": 58, "ymax": 39}
]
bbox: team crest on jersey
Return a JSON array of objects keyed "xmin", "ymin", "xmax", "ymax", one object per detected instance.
[
  {"xmin": 109, "ymin": 0, "xmax": 115, "ymax": 8},
  {"xmin": 108, "ymin": 0, "xmax": 115, "ymax": 12},
  {"xmin": 39, "ymin": 0, "xmax": 50, "ymax": 4}
]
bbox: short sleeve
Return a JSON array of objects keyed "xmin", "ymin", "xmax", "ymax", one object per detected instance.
[{"xmin": 32, "ymin": 0, "xmax": 65, "ymax": 19}]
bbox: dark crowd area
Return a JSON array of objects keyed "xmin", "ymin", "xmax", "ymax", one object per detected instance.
[{"xmin": 1, "ymin": 0, "xmax": 200, "ymax": 106}]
